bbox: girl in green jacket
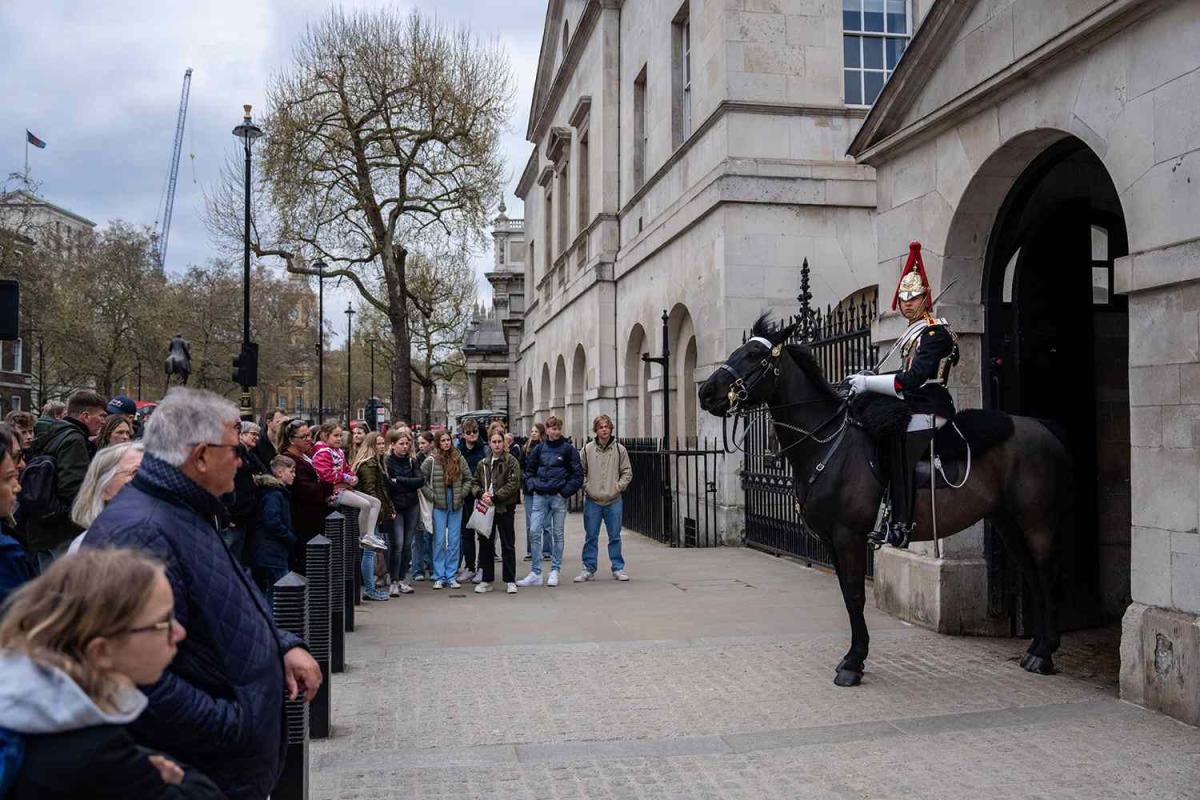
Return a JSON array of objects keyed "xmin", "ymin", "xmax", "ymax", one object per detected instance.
[{"xmin": 471, "ymin": 427, "xmax": 522, "ymax": 594}]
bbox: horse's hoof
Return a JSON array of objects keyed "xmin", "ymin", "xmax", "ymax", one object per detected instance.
[
  {"xmin": 1022, "ymin": 655, "xmax": 1056, "ymax": 675},
  {"xmin": 834, "ymin": 668, "xmax": 863, "ymax": 687}
]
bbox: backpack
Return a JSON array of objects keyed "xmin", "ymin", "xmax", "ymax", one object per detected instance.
[
  {"xmin": 19, "ymin": 452, "xmax": 65, "ymax": 522},
  {"xmin": 0, "ymin": 726, "xmax": 24, "ymax": 795}
]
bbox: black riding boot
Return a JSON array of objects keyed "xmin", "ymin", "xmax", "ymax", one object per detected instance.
[{"xmin": 873, "ymin": 428, "xmax": 936, "ymax": 548}]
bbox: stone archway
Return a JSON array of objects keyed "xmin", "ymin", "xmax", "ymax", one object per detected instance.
[
  {"xmin": 667, "ymin": 303, "xmax": 696, "ymax": 444},
  {"xmin": 553, "ymin": 355, "xmax": 567, "ymax": 421},
  {"xmin": 623, "ymin": 324, "xmax": 648, "ymax": 436},
  {"xmin": 569, "ymin": 343, "xmax": 587, "ymax": 443},
  {"xmin": 539, "ymin": 363, "xmax": 552, "ymax": 421}
]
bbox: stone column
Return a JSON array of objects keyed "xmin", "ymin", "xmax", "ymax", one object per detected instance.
[{"xmin": 1116, "ymin": 249, "xmax": 1200, "ymax": 726}]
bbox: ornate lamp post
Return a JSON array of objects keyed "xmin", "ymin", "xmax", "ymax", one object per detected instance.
[
  {"xmin": 313, "ymin": 259, "xmax": 326, "ymax": 422},
  {"xmin": 231, "ymin": 104, "xmax": 262, "ymax": 419},
  {"xmin": 344, "ymin": 303, "xmax": 355, "ymax": 425}
]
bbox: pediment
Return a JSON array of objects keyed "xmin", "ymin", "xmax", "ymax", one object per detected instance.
[
  {"xmin": 847, "ymin": 0, "xmax": 976, "ymax": 161},
  {"xmin": 526, "ymin": 0, "xmax": 592, "ymax": 140}
]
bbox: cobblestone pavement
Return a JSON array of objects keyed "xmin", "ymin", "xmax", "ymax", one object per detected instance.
[{"xmin": 312, "ymin": 515, "xmax": 1200, "ymax": 799}]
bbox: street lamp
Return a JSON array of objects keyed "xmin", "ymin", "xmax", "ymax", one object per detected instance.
[
  {"xmin": 313, "ymin": 259, "xmax": 325, "ymax": 423},
  {"xmin": 232, "ymin": 104, "xmax": 263, "ymax": 419},
  {"xmin": 344, "ymin": 302, "xmax": 355, "ymax": 426}
]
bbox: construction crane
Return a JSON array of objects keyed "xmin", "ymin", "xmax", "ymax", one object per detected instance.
[{"xmin": 155, "ymin": 67, "xmax": 193, "ymax": 271}]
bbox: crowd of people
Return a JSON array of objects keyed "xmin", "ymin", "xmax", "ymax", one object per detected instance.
[{"xmin": 0, "ymin": 385, "xmax": 636, "ymax": 798}]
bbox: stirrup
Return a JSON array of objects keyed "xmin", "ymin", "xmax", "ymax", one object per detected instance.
[{"xmin": 868, "ymin": 520, "xmax": 910, "ymax": 550}]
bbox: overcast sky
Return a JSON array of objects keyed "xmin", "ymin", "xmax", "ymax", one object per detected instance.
[{"xmin": 1, "ymin": 0, "xmax": 544, "ymax": 338}]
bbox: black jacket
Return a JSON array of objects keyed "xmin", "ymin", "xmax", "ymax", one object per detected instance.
[
  {"xmin": 385, "ymin": 453, "xmax": 426, "ymax": 510},
  {"xmin": 893, "ymin": 324, "xmax": 957, "ymax": 419},
  {"xmin": 11, "ymin": 725, "xmax": 225, "ymax": 800},
  {"xmin": 24, "ymin": 417, "xmax": 92, "ymax": 550}
]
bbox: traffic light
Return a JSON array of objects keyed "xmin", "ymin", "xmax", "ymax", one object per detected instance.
[
  {"xmin": 232, "ymin": 342, "xmax": 259, "ymax": 387},
  {"xmin": 365, "ymin": 396, "xmax": 381, "ymax": 431}
]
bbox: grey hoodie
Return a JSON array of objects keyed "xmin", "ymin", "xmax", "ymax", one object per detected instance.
[{"xmin": 0, "ymin": 650, "xmax": 147, "ymax": 734}]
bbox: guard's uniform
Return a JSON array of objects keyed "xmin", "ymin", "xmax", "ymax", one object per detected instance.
[{"xmin": 850, "ymin": 242, "xmax": 959, "ymax": 546}]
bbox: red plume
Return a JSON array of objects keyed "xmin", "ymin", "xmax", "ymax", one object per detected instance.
[{"xmin": 890, "ymin": 241, "xmax": 933, "ymax": 311}]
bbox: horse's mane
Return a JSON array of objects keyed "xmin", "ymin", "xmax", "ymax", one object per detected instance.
[
  {"xmin": 784, "ymin": 344, "xmax": 842, "ymax": 402},
  {"xmin": 750, "ymin": 313, "xmax": 775, "ymax": 340}
]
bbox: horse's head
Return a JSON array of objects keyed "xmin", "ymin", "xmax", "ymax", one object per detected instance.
[{"xmin": 699, "ymin": 315, "xmax": 798, "ymax": 417}]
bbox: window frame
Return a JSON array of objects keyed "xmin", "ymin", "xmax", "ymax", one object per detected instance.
[
  {"xmin": 842, "ymin": 0, "xmax": 912, "ymax": 108},
  {"xmin": 672, "ymin": 5, "xmax": 693, "ymax": 148}
]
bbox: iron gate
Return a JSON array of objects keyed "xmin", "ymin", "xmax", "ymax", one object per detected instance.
[
  {"xmin": 741, "ymin": 260, "xmax": 878, "ymax": 572},
  {"xmin": 622, "ymin": 437, "xmax": 723, "ymax": 547}
]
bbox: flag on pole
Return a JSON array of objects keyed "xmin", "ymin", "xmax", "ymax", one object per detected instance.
[{"xmin": 25, "ymin": 130, "xmax": 46, "ymax": 149}]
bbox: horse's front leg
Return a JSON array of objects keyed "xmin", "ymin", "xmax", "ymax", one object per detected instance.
[{"xmin": 829, "ymin": 525, "xmax": 871, "ymax": 687}]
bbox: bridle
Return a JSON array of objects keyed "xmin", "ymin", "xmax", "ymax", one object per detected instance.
[
  {"xmin": 717, "ymin": 336, "xmax": 784, "ymax": 414},
  {"xmin": 716, "ymin": 338, "xmax": 850, "ymax": 457}
]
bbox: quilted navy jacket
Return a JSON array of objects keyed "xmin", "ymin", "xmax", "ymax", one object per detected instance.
[{"xmin": 82, "ymin": 455, "xmax": 303, "ymax": 800}]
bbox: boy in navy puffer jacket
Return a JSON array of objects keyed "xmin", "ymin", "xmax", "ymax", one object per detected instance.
[{"xmin": 516, "ymin": 415, "xmax": 582, "ymax": 588}]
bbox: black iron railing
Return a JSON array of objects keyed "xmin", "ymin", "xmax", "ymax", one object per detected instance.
[{"xmin": 621, "ymin": 437, "xmax": 723, "ymax": 547}]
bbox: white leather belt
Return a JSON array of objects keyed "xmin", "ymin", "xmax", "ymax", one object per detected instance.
[{"xmin": 907, "ymin": 414, "xmax": 947, "ymax": 432}]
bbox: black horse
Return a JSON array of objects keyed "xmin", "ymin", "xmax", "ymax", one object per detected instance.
[{"xmin": 698, "ymin": 316, "xmax": 1073, "ymax": 687}]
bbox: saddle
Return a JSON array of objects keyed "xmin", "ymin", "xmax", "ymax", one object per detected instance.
[{"xmin": 848, "ymin": 393, "xmax": 1015, "ymax": 489}]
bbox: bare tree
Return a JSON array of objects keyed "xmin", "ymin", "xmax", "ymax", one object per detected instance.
[
  {"xmin": 407, "ymin": 254, "xmax": 476, "ymax": 426},
  {"xmin": 207, "ymin": 8, "xmax": 512, "ymax": 422}
]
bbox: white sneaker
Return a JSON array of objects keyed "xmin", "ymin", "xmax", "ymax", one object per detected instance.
[
  {"xmin": 573, "ymin": 570, "xmax": 594, "ymax": 583},
  {"xmin": 516, "ymin": 572, "xmax": 542, "ymax": 587},
  {"xmin": 360, "ymin": 532, "xmax": 388, "ymax": 551},
  {"xmin": 433, "ymin": 580, "xmax": 444, "ymax": 590},
  {"xmin": 389, "ymin": 581, "xmax": 400, "ymax": 597},
  {"xmin": 449, "ymin": 579, "xmax": 462, "ymax": 589},
  {"xmin": 613, "ymin": 570, "xmax": 630, "ymax": 581},
  {"xmin": 456, "ymin": 567, "xmax": 473, "ymax": 582},
  {"xmin": 547, "ymin": 569, "xmax": 559, "ymax": 587},
  {"xmin": 506, "ymin": 582, "xmax": 518, "ymax": 594},
  {"xmin": 398, "ymin": 582, "xmax": 414, "ymax": 594},
  {"xmin": 472, "ymin": 569, "xmax": 484, "ymax": 584},
  {"xmin": 474, "ymin": 582, "xmax": 493, "ymax": 594}
]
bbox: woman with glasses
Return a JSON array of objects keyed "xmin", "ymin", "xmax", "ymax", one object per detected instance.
[
  {"xmin": 66, "ymin": 440, "xmax": 144, "ymax": 554},
  {"xmin": 0, "ymin": 548, "xmax": 222, "ymax": 798},
  {"xmin": 279, "ymin": 420, "xmax": 331, "ymax": 569}
]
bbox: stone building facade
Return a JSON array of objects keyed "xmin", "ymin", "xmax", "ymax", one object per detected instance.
[
  {"xmin": 463, "ymin": 204, "xmax": 527, "ymax": 419},
  {"xmin": 514, "ymin": 0, "xmax": 891, "ymax": 525},
  {"xmin": 847, "ymin": 0, "xmax": 1200, "ymax": 726}
]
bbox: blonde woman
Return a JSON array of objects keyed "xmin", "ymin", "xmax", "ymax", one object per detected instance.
[
  {"xmin": 67, "ymin": 441, "xmax": 145, "ymax": 554},
  {"xmin": 0, "ymin": 549, "xmax": 221, "ymax": 799},
  {"xmin": 351, "ymin": 432, "xmax": 395, "ymax": 601},
  {"xmin": 384, "ymin": 427, "xmax": 424, "ymax": 595}
]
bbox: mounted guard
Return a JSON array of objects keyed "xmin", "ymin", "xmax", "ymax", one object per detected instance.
[{"xmin": 848, "ymin": 242, "xmax": 959, "ymax": 548}]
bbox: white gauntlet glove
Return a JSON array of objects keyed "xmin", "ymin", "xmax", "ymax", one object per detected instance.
[{"xmin": 848, "ymin": 373, "xmax": 902, "ymax": 398}]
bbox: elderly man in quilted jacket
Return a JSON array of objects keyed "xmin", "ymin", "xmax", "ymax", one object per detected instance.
[{"xmin": 83, "ymin": 387, "xmax": 321, "ymax": 800}]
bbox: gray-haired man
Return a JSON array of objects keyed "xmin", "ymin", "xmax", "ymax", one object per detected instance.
[{"xmin": 84, "ymin": 387, "xmax": 321, "ymax": 800}]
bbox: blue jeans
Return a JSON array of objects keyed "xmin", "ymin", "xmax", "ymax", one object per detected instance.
[
  {"xmin": 582, "ymin": 498, "xmax": 625, "ymax": 573},
  {"xmin": 411, "ymin": 526, "xmax": 432, "ymax": 576},
  {"xmin": 527, "ymin": 493, "xmax": 567, "ymax": 575},
  {"xmin": 389, "ymin": 506, "xmax": 419, "ymax": 580},
  {"xmin": 432, "ymin": 491, "xmax": 463, "ymax": 582},
  {"xmin": 524, "ymin": 500, "xmax": 552, "ymax": 557},
  {"xmin": 361, "ymin": 548, "xmax": 386, "ymax": 597}
]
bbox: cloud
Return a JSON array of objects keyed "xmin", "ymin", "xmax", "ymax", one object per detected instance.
[{"xmin": 0, "ymin": 0, "xmax": 543, "ymax": 327}]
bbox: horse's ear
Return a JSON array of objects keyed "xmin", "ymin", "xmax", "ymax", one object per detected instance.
[{"xmin": 770, "ymin": 321, "xmax": 798, "ymax": 345}]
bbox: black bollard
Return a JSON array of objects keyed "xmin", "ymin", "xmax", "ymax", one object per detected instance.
[
  {"xmin": 342, "ymin": 505, "xmax": 360, "ymax": 629},
  {"xmin": 271, "ymin": 572, "xmax": 309, "ymax": 800},
  {"xmin": 325, "ymin": 511, "xmax": 346, "ymax": 673},
  {"xmin": 303, "ymin": 534, "xmax": 332, "ymax": 739}
]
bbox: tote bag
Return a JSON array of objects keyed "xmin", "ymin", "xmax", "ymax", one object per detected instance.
[{"xmin": 467, "ymin": 479, "xmax": 495, "ymax": 536}]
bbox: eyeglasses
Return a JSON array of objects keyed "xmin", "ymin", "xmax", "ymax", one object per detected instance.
[{"xmin": 121, "ymin": 611, "xmax": 178, "ymax": 642}]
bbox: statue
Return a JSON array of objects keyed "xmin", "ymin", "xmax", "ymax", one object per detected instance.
[{"xmin": 164, "ymin": 333, "xmax": 192, "ymax": 392}]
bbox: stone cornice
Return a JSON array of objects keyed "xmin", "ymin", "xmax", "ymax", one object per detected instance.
[
  {"xmin": 516, "ymin": 148, "xmax": 539, "ymax": 198},
  {"xmin": 850, "ymin": 0, "xmax": 1162, "ymax": 164},
  {"xmin": 568, "ymin": 95, "xmax": 593, "ymax": 128},
  {"xmin": 527, "ymin": 0, "xmax": 605, "ymax": 142},
  {"xmin": 620, "ymin": 100, "xmax": 867, "ymax": 216},
  {"xmin": 547, "ymin": 126, "xmax": 572, "ymax": 162},
  {"xmin": 537, "ymin": 166, "xmax": 555, "ymax": 188}
]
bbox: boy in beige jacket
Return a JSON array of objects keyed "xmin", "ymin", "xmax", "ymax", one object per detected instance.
[{"xmin": 575, "ymin": 414, "xmax": 634, "ymax": 582}]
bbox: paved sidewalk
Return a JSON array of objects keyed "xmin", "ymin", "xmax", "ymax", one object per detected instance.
[{"xmin": 312, "ymin": 515, "xmax": 1200, "ymax": 799}]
